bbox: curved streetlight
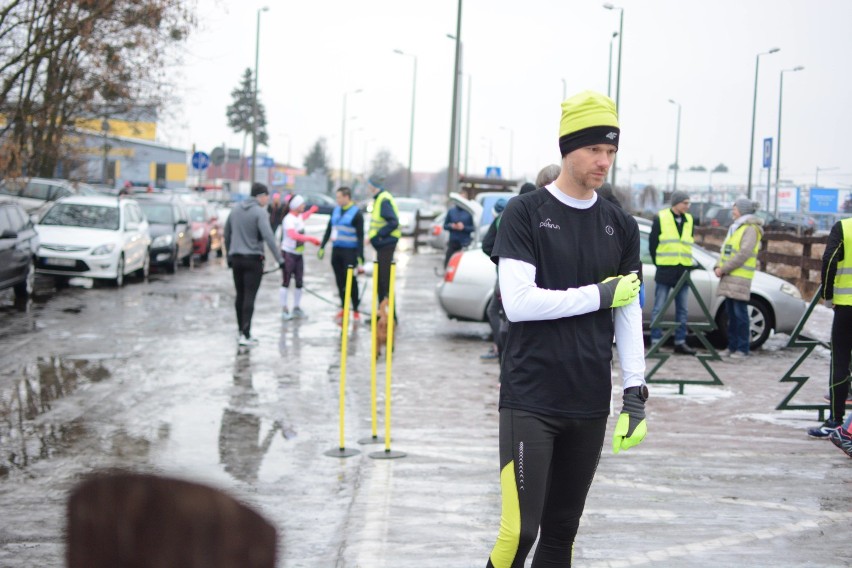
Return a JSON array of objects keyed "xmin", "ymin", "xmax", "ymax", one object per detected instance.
[
  {"xmin": 340, "ymin": 88, "xmax": 362, "ymax": 187},
  {"xmin": 746, "ymin": 47, "xmax": 780, "ymax": 198},
  {"xmin": 603, "ymin": 3, "xmax": 623, "ymax": 188},
  {"xmin": 250, "ymin": 6, "xmax": 269, "ymax": 185},
  {"xmin": 773, "ymin": 66, "xmax": 804, "ymax": 215},
  {"xmin": 393, "ymin": 49, "xmax": 417, "ymax": 196},
  {"xmin": 668, "ymin": 99, "xmax": 681, "ymax": 192},
  {"xmin": 607, "ymin": 31, "xmax": 619, "ymax": 98}
]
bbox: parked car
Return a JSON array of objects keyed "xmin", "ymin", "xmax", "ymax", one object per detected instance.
[
  {"xmin": 298, "ymin": 191, "xmax": 336, "ymax": 215},
  {"xmin": 394, "ymin": 197, "xmax": 429, "ymax": 236},
  {"xmin": 0, "ymin": 177, "xmax": 100, "ymax": 219},
  {"xmin": 428, "ymin": 211, "xmax": 448, "ymax": 250},
  {"xmin": 35, "ymin": 195, "xmax": 150, "ymax": 287},
  {"xmin": 184, "ymin": 200, "xmax": 224, "ymax": 261},
  {"xmin": 0, "ymin": 199, "xmax": 39, "ymax": 298},
  {"xmin": 703, "ymin": 206, "xmax": 734, "ymax": 228},
  {"xmin": 687, "ymin": 201, "xmax": 717, "ymax": 225},
  {"xmin": 134, "ymin": 194, "xmax": 194, "ymax": 273},
  {"xmin": 475, "ymin": 191, "xmax": 518, "ymax": 228},
  {"xmin": 436, "ymin": 217, "xmax": 807, "ymax": 349},
  {"xmin": 760, "ymin": 211, "xmax": 816, "ymax": 235}
]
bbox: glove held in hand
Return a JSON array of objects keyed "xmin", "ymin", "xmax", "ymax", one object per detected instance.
[{"xmin": 596, "ymin": 273, "xmax": 640, "ymax": 308}]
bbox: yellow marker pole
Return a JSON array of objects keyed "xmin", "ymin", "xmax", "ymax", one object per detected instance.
[
  {"xmin": 324, "ymin": 266, "xmax": 359, "ymax": 457},
  {"xmin": 370, "ymin": 261, "xmax": 405, "ymax": 459},
  {"xmin": 370, "ymin": 261, "xmax": 380, "ymax": 438}
]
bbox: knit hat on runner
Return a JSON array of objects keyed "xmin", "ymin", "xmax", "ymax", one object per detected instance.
[{"xmin": 558, "ymin": 91, "xmax": 620, "ymax": 157}]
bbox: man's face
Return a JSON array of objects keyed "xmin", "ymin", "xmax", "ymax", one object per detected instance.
[
  {"xmin": 564, "ymin": 144, "xmax": 616, "ymax": 191},
  {"xmin": 336, "ymin": 191, "xmax": 350, "ymax": 207},
  {"xmin": 256, "ymin": 193, "xmax": 269, "ymax": 207},
  {"xmin": 673, "ymin": 200, "xmax": 690, "ymax": 215}
]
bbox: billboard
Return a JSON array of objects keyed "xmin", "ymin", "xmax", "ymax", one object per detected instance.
[
  {"xmin": 809, "ymin": 187, "xmax": 839, "ymax": 213},
  {"xmin": 776, "ymin": 186, "xmax": 799, "ymax": 212}
]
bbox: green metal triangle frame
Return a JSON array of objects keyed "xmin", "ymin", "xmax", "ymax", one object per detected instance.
[
  {"xmin": 644, "ymin": 270, "xmax": 723, "ymax": 394},
  {"xmin": 776, "ymin": 284, "xmax": 831, "ymax": 422}
]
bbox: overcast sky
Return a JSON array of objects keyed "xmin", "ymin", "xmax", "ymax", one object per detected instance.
[{"xmin": 160, "ymin": 0, "xmax": 852, "ymax": 189}]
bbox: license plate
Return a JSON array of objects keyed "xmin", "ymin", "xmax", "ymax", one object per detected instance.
[{"xmin": 44, "ymin": 257, "xmax": 76, "ymax": 267}]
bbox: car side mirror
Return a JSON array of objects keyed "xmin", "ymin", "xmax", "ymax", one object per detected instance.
[
  {"xmin": 0, "ymin": 229, "xmax": 17, "ymax": 239},
  {"xmin": 126, "ymin": 222, "xmax": 139, "ymax": 231}
]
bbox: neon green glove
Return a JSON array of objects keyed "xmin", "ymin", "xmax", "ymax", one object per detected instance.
[
  {"xmin": 357, "ymin": 256, "xmax": 364, "ymax": 266},
  {"xmin": 317, "ymin": 248, "xmax": 325, "ymax": 260},
  {"xmin": 596, "ymin": 273, "xmax": 640, "ymax": 308},
  {"xmin": 613, "ymin": 386, "xmax": 648, "ymax": 454}
]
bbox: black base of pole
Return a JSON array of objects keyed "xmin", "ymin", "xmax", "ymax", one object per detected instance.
[
  {"xmin": 324, "ymin": 447, "xmax": 361, "ymax": 458},
  {"xmin": 357, "ymin": 435, "xmax": 385, "ymax": 445},
  {"xmin": 368, "ymin": 449, "xmax": 406, "ymax": 459}
]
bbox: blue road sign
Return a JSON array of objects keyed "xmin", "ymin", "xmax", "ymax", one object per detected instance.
[
  {"xmin": 809, "ymin": 188, "xmax": 839, "ymax": 213},
  {"xmin": 191, "ymin": 151, "xmax": 210, "ymax": 170},
  {"xmin": 247, "ymin": 156, "xmax": 275, "ymax": 167},
  {"xmin": 763, "ymin": 138, "xmax": 772, "ymax": 169},
  {"xmin": 485, "ymin": 166, "xmax": 502, "ymax": 179}
]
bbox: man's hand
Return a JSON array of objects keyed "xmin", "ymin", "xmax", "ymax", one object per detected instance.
[
  {"xmin": 278, "ymin": 261, "xmax": 286, "ymax": 270},
  {"xmin": 613, "ymin": 386, "xmax": 647, "ymax": 454},
  {"xmin": 317, "ymin": 248, "xmax": 325, "ymax": 260},
  {"xmin": 714, "ymin": 267, "xmax": 723, "ymax": 277},
  {"xmin": 596, "ymin": 273, "xmax": 640, "ymax": 308},
  {"xmin": 308, "ymin": 236, "xmax": 321, "ymax": 246}
]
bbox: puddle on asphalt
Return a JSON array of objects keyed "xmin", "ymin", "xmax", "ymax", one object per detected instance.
[{"xmin": 0, "ymin": 356, "xmax": 112, "ymax": 477}]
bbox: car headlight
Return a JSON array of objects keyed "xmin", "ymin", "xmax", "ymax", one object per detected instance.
[
  {"xmin": 192, "ymin": 227, "xmax": 204, "ymax": 239},
  {"xmin": 780, "ymin": 282, "xmax": 802, "ymax": 299},
  {"xmin": 91, "ymin": 243, "xmax": 116, "ymax": 256},
  {"xmin": 152, "ymin": 234, "xmax": 174, "ymax": 248}
]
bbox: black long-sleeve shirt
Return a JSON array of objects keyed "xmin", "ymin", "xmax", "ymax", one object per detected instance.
[{"xmin": 821, "ymin": 220, "xmax": 846, "ymax": 300}]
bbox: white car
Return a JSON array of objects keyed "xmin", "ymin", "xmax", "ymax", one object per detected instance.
[
  {"xmin": 0, "ymin": 177, "xmax": 100, "ymax": 219},
  {"xmin": 436, "ymin": 218, "xmax": 807, "ymax": 349},
  {"xmin": 394, "ymin": 197, "xmax": 430, "ymax": 236},
  {"xmin": 35, "ymin": 195, "xmax": 151, "ymax": 287}
]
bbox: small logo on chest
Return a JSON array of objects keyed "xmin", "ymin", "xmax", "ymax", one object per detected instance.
[
  {"xmin": 605, "ymin": 225, "xmax": 614, "ymax": 236},
  {"xmin": 539, "ymin": 218, "xmax": 560, "ymax": 230}
]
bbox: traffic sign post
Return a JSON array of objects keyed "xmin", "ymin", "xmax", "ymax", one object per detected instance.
[
  {"xmin": 763, "ymin": 138, "xmax": 772, "ymax": 212},
  {"xmin": 191, "ymin": 151, "xmax": 210, "ymax": 171}
]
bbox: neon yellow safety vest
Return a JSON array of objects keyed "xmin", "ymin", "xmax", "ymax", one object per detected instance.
[
  {"xmin": 832, "ymin": 217, "xmax": 852, "ymax": 306},
  {"xmin": 655, "ymin": 209, "xmax": 694, "ymax": 266},
  {"xmin": 368, "ymin": 191, "xmax": 402, "ymax": 240},
  {"xmin": 719, "ymin": 223, "xmax": 762, "ymax": 280}
]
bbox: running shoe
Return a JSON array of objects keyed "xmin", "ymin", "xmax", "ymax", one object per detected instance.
[
  {"xmin": 807, "ymin": 418, "xmax": 842, "ymax": 439},
  {"xmin": 822, "ymin": 391, "xmax": 852, "ymax": 403},
  {"xmin": 238, "ymin": 334, "xmax": 259, "ymax": 347},
  {"xmin": 828, "ymin": 427, "xmax": 852, "ymax": 458},
  {"xmin": 352, "ymin": 311, "xmax": 361, "ymax": 322},
  {"xmin": 480, "ymin": 346, "xmax": 499, "ymax": 360},
  {"xmin": 281, "ymin": 309, "xmax": 292, "ymax": 321},
  {"xmin": 293, "ymin": 307, "xmax": 306, "ymax": 319},
  {"xmin": 728, "ymin": 351, "xmax": 749, "ymax": 360}
]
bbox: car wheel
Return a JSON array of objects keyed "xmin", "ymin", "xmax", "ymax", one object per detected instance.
[
  {"xmin": 13, "ymin": 257, "xmax": 35, "ymax": 298},
  {"xmin": 200, "ymin": 237, "xmax": 211, "ymax": 262},
  {"xmin": 710, "ymin": 296, "xmax": 774, "ymax": 350},
  {"xmin": 113, "ymin": 255, "xmax": 125, "ymax": 287}
]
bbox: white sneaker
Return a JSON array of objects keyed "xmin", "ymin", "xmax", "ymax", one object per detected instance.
[
  {"xmin": 728, "ymin": 351, "xmax": 748, "ymax": 360},
  {"xmin": 292, "ymin": 307, "xmax": 306, "ymax": 319},
  {"xmin": 281, "ymin": 308, "xmax": 292, "ymax": 321}
]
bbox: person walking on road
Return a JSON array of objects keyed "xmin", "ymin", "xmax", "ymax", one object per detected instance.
[
  {"xmin": 224, "ymin": 183, "xmax": 285, "ymax": 347},
  {"xmin": 485, "ymin": 90, "xmax": 648, "ymax": 568},
  {"xmin": 713, "ymin": 198, "xmax": 763, "ymax": 359},
  {"xmin": 649, "ymin": 190, "xmax": 696, "ymax": 355},
  {"xmin": 318, "ymin": 186, "xmax": 365, "ymax": 323},
  {"xmin": 268, "ymin": 192, "xmax": 287, "ymax": 233},
  {"xmin": 810, "ymin": 216, "xmax": 852, "ymax": 440},
  {"xmin": 443, "ymin": 202, "xmax": 475, "ymax": 268},
  {"xmin": 279, "ymin": 195, "xmax": 320, "ymax": 320},
  {"xmin": 367, "ymin": 176, "xmax": 400, "ymax": 303}
]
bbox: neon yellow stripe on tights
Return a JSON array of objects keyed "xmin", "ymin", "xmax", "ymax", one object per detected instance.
[{"xmin": 489, "ymin": 461, "xmax": 520, "ymax": 568}]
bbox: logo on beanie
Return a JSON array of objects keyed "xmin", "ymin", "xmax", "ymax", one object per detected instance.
[
  {"xmin": 606, "ymin": 132, "xmax": 618, "ymax": 140},
  {"xmin": 539, "ymin": 218, "xmax": 560, "ymax": 230}
]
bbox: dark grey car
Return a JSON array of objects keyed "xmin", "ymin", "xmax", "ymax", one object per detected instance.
[
  {"xmin": 0, "ymin": 199, "xmax": 39, "ymax": 298},
  {"xmin": 135, "ymin": 196, "xmax": 194, "ymax": 273}
]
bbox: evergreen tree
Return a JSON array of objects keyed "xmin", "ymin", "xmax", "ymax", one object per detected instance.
[
  {"xmin": 226, "ymin": 68, "xmax": 268, "ymax": 146},
  {"xmin": 303, "ymin": 138, "xmax": 331, "ymax": 175}
]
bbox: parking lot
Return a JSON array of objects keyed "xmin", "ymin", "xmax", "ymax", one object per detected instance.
[{"xmin": 0, "ymin": 234, "xmax": 849, "ymax": 567}]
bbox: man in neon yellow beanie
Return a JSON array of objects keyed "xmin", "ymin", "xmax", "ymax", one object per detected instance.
[{"xmin": 485, "ymin": 91, "xmax": 648, "ymax": 568}]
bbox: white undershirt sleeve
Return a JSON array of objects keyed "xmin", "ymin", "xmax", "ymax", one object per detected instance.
[
  {"xmin": 614, "ymin": 299, "xmax": 646, "ymax": 388},
  {"xmin": 498, "ymin": 258, "xmax": 602, "ymax": 321}
]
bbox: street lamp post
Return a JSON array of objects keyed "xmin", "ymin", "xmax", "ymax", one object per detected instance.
[
  {"xmin": 340, "ymin": 88, "xmax": 362, "ymax": 188},
  {"xmin": 773, "ymin": 66, "xmax": 804, "ymax": 215},
  {"xmin": 394, "ymin": 49, "xmax": 417, "ymax": 196},
  {"xmin": 746, "ymin": 47, "xmax": 780, "ymax": 199},
  {"xmin": 603, "ymin": 3, "xmax": 623, "ymax": 189},
  {"xmin": 500, "ymin": 126, "xmax": 514, "ymax": 180},
  {"xmin": 607, "ymin": 31, "xmax": 618, "ymax": 98},
  {"xmin": 447, "ymin": 0, "xmax": 463, "ymax": 197},
  {"xmin": 251, "ymin": 6, "xmax": 269, "ymax": 186},
  {"xmin": 668, "ymin": 99, "xmax": 681, "ymax": 191}
]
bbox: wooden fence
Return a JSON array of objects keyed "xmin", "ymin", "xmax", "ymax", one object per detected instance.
[{"xmin": 693, "ymin": 227, "xmax": 827, "ymax": 299}]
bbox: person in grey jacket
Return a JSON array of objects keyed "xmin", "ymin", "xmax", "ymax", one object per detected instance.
[
  {"xmin": 713, "ymin": 198, "xmax": 763, "ymax": 358},
  {"xmin": 224, "ymin": 183, "xmax": 285, "ymax": 347}
]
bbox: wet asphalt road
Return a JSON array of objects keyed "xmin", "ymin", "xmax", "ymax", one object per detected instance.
[{"xmin": 0, "ymin": 225, "xmax": 850, "ymax": 567}]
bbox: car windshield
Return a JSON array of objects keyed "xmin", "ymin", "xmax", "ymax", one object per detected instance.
[
  {"xmin": 40, "ymin": 203, "xmax": 119, "ymax": 230},
  {"xmin": 395, "ymin": 199, "xmax": 423, "ymax": 212},
  {"xmin": 138, "ymin": 203, "xmax": 174, "ymax": 224},
  {"xmin": 186, "ymin": 205, "xmax": 207, "ymax": 222}
]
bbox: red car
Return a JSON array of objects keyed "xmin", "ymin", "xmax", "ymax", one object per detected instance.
[{"xmin": 184, "ymin": 201, "xmax": 223, "ymax": 261}]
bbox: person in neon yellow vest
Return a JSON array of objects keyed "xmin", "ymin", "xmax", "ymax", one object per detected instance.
[
  {"xmin": 649, "ymin": 190, "xmax": 696, "ymax": 355},
  {"xmin": 713, "ymin": 198, "xmax": 763, "ymax": 359},
  {"xmin": 810, "ymin": 216, "xmax": 852, "ymax": 441},
  {"xmin": 366, "ymin": 175, "xmax": 400, "ymax": 303}
]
